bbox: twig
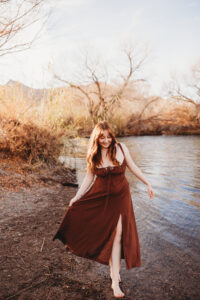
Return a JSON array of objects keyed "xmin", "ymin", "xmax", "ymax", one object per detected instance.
[
  {"xmin": 15, "ymin": 249, "xmax": 25, "ymax": 265},
  {"xmin": 5, "ymin": 277, "xmax": 48, "ymax": 299},
  {"xmin": 40, "ymin": 237, "xmax": 45, "ymax": 252}
]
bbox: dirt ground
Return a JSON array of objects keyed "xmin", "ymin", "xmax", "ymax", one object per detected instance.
[{"xmin": 0, "ymin": 158, "xmax": 199, "ymax": 300}]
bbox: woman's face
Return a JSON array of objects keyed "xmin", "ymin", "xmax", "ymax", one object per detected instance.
[{"xmin": 98, "ymin": 130, "xmax": 112, "ymax": 149}]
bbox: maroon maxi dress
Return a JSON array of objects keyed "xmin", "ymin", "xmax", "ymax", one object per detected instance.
[{"xmin": 53, "ymin": 143, "xmax": 141, "ymax": 269}]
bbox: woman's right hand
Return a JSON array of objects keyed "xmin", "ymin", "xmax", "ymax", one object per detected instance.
[
  {"xmin": 146, "ymin": 183, "xmax": 154, "ymax": 199},
  {"xmin": 69, "ymin": 197, "xmax": 77, "ymax": 207}
]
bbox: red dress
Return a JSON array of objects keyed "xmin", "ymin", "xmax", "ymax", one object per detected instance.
[{"xmin": 53, "ymin": 142, "xmax": 141, "ymax": 269}]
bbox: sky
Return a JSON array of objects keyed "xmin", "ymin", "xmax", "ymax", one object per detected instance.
[{"xmin": 0, "ymin": 0, "xmax": 200, "ymax": 96}]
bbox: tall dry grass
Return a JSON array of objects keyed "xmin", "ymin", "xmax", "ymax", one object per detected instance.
[{"xmin": 0, "ymin": 86, "xmax": 65, "ymax": 164}]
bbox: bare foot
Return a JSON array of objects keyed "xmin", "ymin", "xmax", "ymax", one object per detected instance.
[
  {"xmin": 110, "ymin": 271, "xmax": 121, "ymax": 282},
  {"xmin": 111, "ymin": 281, "xmax": 125, "ymax": 298}
]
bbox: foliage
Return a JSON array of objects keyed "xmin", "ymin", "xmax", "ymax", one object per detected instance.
[{"xmin": 0, "ymin": 116, "xmax": 64, "ymax": 164}]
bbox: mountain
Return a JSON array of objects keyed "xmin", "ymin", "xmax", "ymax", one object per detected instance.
[{"xmin": 3, "ymin": 80, "xmax": 49, "ymax": 102}]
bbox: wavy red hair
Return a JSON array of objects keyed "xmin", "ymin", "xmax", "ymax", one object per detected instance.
[{"xmin": 86, "ymin": 121, "xmax": 120, "ymax": 173}]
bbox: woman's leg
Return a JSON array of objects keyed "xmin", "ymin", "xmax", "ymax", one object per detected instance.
[
  {"xmin": 109, "ymin": 256, "xmax": 121, "ymax": 282},
  {"xmin": 109, "ymin": 214, "xmax": 124, "ymax": 297}
]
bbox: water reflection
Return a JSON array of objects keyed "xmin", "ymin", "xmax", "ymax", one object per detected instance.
[{"xmin": 60, "ymin": 136, "xmax": 200, "ymax": 261}]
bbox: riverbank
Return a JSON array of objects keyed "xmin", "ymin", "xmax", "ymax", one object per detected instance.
[{"xmin": 0, "ymin": 157, "xmax": 199, "ymax": 299}]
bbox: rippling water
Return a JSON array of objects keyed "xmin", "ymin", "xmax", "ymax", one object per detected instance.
[{"xmin": 60, "ymin": 136, "xmax": 200, "ymax": 263}]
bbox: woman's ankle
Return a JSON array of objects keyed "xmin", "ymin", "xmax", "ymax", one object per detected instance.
[{"xmin": 112, "ymin": 279, "xmax": 120, "ymax": 285}]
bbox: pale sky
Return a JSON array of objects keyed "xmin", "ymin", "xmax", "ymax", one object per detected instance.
[{"xmin": 0, "ymin": 0, "xmax": 200, "ymax": 96}]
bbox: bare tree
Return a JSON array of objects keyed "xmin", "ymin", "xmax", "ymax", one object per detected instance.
[
  {"xmin": 0, "ymin": 0, "xmax": 49, "ymax": 57},
  {"xmin": 54, "ymin": 42, "xmax": 149, "ymax": 124},
  {"xmin": 166, "ymin": 60, "xmax": 200, "ymax": 122}
]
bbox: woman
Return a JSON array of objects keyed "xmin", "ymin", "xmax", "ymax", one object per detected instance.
[{"xmin": 53, "ymin": 121, "xmax": 154, "ymax": 298}]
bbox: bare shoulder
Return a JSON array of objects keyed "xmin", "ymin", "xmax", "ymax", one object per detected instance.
[{"xmin": 118, "ymin": 142, "xmax": 129, "ymax": 153}]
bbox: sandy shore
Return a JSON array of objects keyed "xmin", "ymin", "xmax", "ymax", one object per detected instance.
[{"xmin": 0, "ymin": 158, "xmax": 199, "ymax": 299}]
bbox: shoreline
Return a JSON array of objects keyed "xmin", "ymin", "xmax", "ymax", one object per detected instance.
[{"xmin": 78, "ymin": 130, "xmax": 200, "ymax": 138}]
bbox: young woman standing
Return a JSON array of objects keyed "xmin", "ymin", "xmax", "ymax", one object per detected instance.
[{"xmin": 53, "ymin": 121, "xmax": 154, "ymax": 298}]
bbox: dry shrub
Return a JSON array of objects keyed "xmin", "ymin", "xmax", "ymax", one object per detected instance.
[
  {"xmin": 109, "ymin": 115, "xmax": 127, "ymax": 136},
  {"xmin": 0, "ymin": 116, "xmax": 64, "ymax": 164},
  {"xmin": 125, "ymin": 102, "xmax": 200, "ymax": 135}
]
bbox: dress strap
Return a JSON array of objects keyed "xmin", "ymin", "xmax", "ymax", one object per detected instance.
[{"xmin": 117, "ymin": 142, "xmax": 125, "ymax": 156}]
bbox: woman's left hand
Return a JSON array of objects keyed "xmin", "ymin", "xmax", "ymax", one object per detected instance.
[{"xmin": 146, "ymin": 183, "xmax": 154, "ymax": 199}]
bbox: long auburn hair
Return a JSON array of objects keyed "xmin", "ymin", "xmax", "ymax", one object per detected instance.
[{"xmin": 87, "ymin": 121, "xmax": 120, "ymax": 173}]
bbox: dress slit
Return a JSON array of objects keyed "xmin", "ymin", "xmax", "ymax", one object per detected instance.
[{"xmin": 108, "ymin": 213, "xmax": 126, "ymax": 263}]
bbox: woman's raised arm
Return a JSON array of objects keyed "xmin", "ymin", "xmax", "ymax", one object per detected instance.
[{"xmin": 120, "ymin": 142, "xmax": 154, "ymax": 199}]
